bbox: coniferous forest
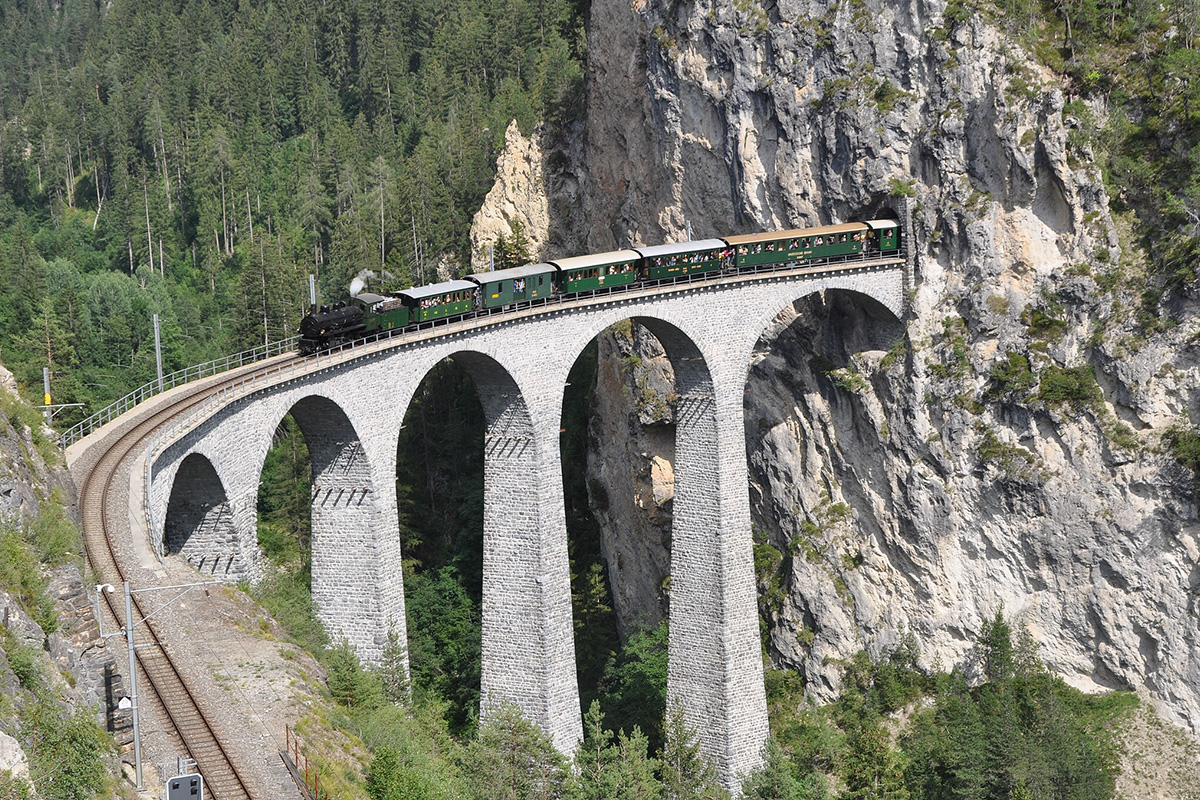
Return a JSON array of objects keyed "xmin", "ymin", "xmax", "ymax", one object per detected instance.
[{"xmin": 0, "ymin": 0, "xmax": 584, "ymax": 424}]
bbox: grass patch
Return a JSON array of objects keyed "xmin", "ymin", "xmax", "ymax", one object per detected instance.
[{"xmin": 1164, "ymin": 424, "xmax": 1200, "ymax": 490}]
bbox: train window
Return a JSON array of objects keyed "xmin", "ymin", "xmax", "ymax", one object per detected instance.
[
  {"xmin": 840, "ymin": 234, "xmax": 848, "ymax": 243},
  {"xmin": 789, "ymin": 239, "xmax": 799, "ymax": 249},
  {"xmin": 765, "ymin": 242, "xmax": 775, "ymax": 252},
  {"xmin": 738, "ymin": 245, "xmax": 748, "ymax": 255},
  {"xmin": 754, "ymin": 244, "xmax": 763, "ymax": 253}
]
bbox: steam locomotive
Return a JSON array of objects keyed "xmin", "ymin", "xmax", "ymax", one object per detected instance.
[{"xmin": 298, "ymin": 218, "xmax": 901, "ymax": 354}]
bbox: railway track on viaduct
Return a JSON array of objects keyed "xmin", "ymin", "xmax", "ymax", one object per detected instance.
[{"xmin": 75, "ymin": 354, "xmax": 308, "ymax": 800}]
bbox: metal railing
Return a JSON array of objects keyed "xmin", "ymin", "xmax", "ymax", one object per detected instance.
[
  {"xmin": 138, "ymin": 250, "xmax": 906, "ymax": 533},
  {"xmin": 61, "ymin": 336, "xmax": 300, "ymax": 447}
]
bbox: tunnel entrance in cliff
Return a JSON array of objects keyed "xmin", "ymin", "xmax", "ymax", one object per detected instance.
[
  {"xmin": 394, "ymin": 357, "xmax": 485, "ymax": 733},
  {"xmin": 742, "ymin": 289, "xmax": 905, "ymax": 696}
]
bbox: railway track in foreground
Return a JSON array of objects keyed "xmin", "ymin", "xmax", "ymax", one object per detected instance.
[{"xmin": 77, "ymin": 355, "xmax": 306, "ymax": 800}]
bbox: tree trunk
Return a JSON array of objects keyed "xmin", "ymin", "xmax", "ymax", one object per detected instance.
[{"xmin": 144, "ymin": 183, "xmax": 154, "ymax": 273}]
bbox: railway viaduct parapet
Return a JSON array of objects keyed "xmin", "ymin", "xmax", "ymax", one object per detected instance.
[{"xmin": 144, "ymin": 261, "xmax": 904, "ymax": 791}]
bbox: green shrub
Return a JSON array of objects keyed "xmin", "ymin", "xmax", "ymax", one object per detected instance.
[
  {"xmin": 22, "ymin": 700, "xmax": 110, "ymax": 800},
  {"xmin": 1037, "ymin": 365, "xmax": 1102, "ymax": 411},
  {"xmin": 1164, "ymin": 424, "xmax": 1200, "ymax": 489},
  {"xmin": 889, "ymin": 178, "xmax": 918, "ymax": 197},
  {"xmin": 0, "ymin": 522, "xmax": 51, "ymax": 631},
  {"xmin": 1022, "ymin": 305, "xmax": 1069, "ymax": 340},
  {"xmin": 3, "ymin": 636, "xmax": 43, "ymax": 690},
  {"xmin": 986, "ymin": 351, "xmax": 1035, "ymax": 402},
  {"xmin": 28, "ymin": 493, "xmax": 82, "ymax": 566}
]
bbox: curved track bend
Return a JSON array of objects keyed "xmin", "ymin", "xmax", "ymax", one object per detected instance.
[{"xmin": 73, "ymin": 354, "xmax": 307, "ymax": 800}]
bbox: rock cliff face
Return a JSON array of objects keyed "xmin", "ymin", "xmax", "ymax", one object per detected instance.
[
  {"xmin": 471, "ymin": 0, "xmax": 1200, "ymax": 739},
  {"xmin": 0, "ymin": 365, "xmax": 125, "ymax": 784},
  {"xmin": 574, "ymin": 0, "xmax": 1200, "ymax": 735},
  {"xmin": 469, "ymin": 121, "xmax": 553, "ymax": 269}
]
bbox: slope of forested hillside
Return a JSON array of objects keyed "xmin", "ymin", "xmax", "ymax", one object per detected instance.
[{"xmin": 0, "ymin": 0, "xmax": 584, "ymax": 424}]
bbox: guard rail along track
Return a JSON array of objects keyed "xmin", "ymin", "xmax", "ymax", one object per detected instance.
[
  {"xmin": 141, "ymin": 249, "xmax": 906, "ymax": 545},
  {"xmin": 74, "ymin": 250, "xmax": 904, "ymax": 799}
]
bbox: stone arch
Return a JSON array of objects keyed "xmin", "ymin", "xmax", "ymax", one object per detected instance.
[
  {"xmin": 163, "ymin": 452, "xmax": 239, "ymax": 576},
  {"xmin": 272, "ymin": 394, "xmax": 385, "ymax": 660},
  {"xmin": 560, "ymin": 313, "xmax": 767, "ymax": 789},
  {"xmin": 742, "ymin": 286, "xmax": 908, "ymax": 695},
  {"xmin": 750, "ymin": 287, "xmax": 904, "ymax": 370},
  {"xmin": 405, "ymin": 350, "xmax": 581, "ymax": 751}
]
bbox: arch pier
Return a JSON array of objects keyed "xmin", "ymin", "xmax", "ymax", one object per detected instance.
[{"xmin": 145, "ymin": 262, "xmax": 905, "ymax": 791}]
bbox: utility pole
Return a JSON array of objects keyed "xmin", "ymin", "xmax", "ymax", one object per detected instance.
[
  {"xmin": 42, "ymin": 368, "xmax": 51, "ymax": 421},
  {"xmin": 123, "ymin": 582, "xmax": 143, "ymax": 789},
  {"xmin": 94, "ymin": 580, "xmax": 221, "ymax": 791},
  {"xmin": 153, "ymin": 314, "xmax": 164, "ymax": 394}
]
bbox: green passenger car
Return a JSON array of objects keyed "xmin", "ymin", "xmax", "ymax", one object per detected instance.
[
  {"xmin": 399, "ymin": 279, "xmax": 477, "ymax": 322},
  {"xmin": 550, "ymin": 249, "xmax": 641, "ymax": 293},
  {"xmin": 865, "ymin": 219, "xmax": 901, "ymax": 254},
  {"xmin": 466, "ymin": 263, "xmax": 557, "ymax": 309},
  {"xmin": 725, "ymin": 222, "xmax": 869, "ymax": 268},
  {"xmin": 355, "ymin": 292, "xmax": 412, "ymax": 333},
  {"xmin": 636, "ymin": 239, "xmax": 730, "ymax": 280}
]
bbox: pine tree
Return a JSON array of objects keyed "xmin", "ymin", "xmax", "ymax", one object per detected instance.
[
  {"xmin": 494, "ymin": 219, "xmax": 533, "ymax": 271},
  {"xmin": 461, "ymin": 704, "xmax": 570, "ymax": 800},
  {"xmin": 659, "ymin": 701, "xmax": 727, "ymax": 800},
  {"xmin": 325, "ymin": 636, "xmax": 382, "ymax": 709},
  {"xmin": 379, "ymin": 625, "xmax": 410, "ymax": 705},
  {"xmin": 741, "ymin": 738, "xmax": 828, "ymax": 800},
  {"xmin": 839, "ymin": 723, "xmax": 908, "ymax": 800},
  {"xmin": 572, "ymin": 701, "xmax": 661, "ymax": 800}
]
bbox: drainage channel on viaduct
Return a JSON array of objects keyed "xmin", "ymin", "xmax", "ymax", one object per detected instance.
[{"xmin": 135, "ymin": 257, "xmax": 905, "ymax": 792}]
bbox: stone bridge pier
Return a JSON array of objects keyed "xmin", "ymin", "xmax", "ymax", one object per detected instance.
[{"xmin": 146, "ymin": 262, "xmax": 906, "ymax": 792}]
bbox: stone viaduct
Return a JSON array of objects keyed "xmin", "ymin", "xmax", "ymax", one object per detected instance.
[{"xmin": 143, "ymin": 260, "xmax": 905, "ymax": 791}]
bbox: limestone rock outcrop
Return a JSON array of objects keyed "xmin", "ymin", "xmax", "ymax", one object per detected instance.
[
  {"xmin": 573, "ymin": 0, "xmax": 1200, "ymax": 738},
  {"xmin": 468, "ymin": 121, "xmax": 552, "ymax": 270},
  {"xmin": 464, "ymin": 0, "xmax": 1200, "ymax": 742}
]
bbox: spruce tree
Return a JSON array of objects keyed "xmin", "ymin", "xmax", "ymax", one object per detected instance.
[
  {"xmin": 572, "ymin": 701, "xmax": 661, "ymax": 800},
  {"xmin": 659, "ymin": 701, "xmax": 727, "ymax": 800},
  {"xmin": 461, "ymin": 704, "xmax": 570, "ymax": 800}
]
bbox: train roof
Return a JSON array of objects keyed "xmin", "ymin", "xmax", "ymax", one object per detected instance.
[
  {"xmin": 722, "ymin": 222, "xmax": 867, "ymax": 245},
  {"xmin": 634, "ymin": 239, "xmax": 727, "ymax": 258},
  {"xmin": 352, "ymin": 292, "xmax": 388, "ymax": 304},
  {"xmin": 550, "ymin": 249, "xmax": 641, "ymax": 271},
  {"xmin": 398, "ymin": 279, "xmax": 477, "ymax": 300},
  {"xmin": 865, "ymin": 219, "xmax": 900, "ymax": 230},
  {"xmin": 466, "ymin": 262, "xmax": 556, "ymax": 283}
]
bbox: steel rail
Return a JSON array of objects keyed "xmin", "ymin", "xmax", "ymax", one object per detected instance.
[{"xmin": 80, "ymin": 360, "xmax": 309, "ymax": 799}]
